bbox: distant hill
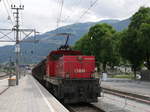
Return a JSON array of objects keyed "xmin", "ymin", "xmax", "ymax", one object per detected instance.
[{"xmin": 0, "ymin": 18, "xmax": 130, "ymax": 63}]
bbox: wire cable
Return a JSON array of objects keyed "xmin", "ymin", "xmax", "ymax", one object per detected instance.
[
  {"xmin": 56, "ymin": 0, "xmax": 61, "ymax": 30},
  {"xmin": 63, "ymin": 0, "xmax": 99, "ymax": 32},
  {"xmin": 74, "ymin": 0, "xmax": 99, "ymax": 23},
  {"xmin": 9, "ymin": 0, "xmax": 13, "ymax": 4},
  {"xmin": 19, "ymin": 0, "xmax": 24, "ymax": 28},
  {"xmin": 18, "ymin": 0, "xmax": 22, "ymax": 5},
  {"xmin": 2, "ymin": 0, "xmax": 14, "ymax": 25},
  {"xmin": 56, "ymin": 0, "xmax": 64, "ymax": 30},
  {"xmin": 6, "ymin": 0, "xmax": 15, "ymax": 21},
  {"xmin": 63, "ymin": 0, "xmax": 82, "ymax": 23}
]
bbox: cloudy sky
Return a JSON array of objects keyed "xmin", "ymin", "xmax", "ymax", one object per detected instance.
[{"xmin": 0, "ymin": 0, "xmax": 150, "ymax": 46}]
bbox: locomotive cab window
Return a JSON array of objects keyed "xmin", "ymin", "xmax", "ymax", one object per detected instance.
[{"xmin": 50, "ymin": 54, "xmax": 63, "ymax": 60}]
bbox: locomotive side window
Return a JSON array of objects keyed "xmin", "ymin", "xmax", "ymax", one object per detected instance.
[{"xmin": 51, "ymin": 54, "xmax": 63, "ymax": 60}]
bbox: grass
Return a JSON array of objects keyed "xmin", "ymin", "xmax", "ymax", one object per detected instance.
[
  {"xmin": 0, "ymin": 68, "xmax": 4, "ymax": 72},
  {"xmin": 111, "ymin": 73, "xmax": 134, "ymax": 79}
]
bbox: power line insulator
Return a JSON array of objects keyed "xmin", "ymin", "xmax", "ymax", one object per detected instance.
[{"xmin": 8, "ymin": 16, "xmax": 11, "ymax": 20}]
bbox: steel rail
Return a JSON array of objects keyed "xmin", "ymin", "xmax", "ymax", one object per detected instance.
[
  {"xmin": 102, "ymin": 87, "xmax": 150, "ymax": 105},
  {"xmin": 0, "ymin": 74, "xmax": 9, "ymax": 80},
  {"xmin": 66, "ymin": 103, "xmax": 105, "ymax": 112}
]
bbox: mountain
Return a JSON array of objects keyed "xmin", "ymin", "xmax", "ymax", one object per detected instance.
[{"xmin": 0, "ymin": 18, "xmax": 130, "ymax": 63}]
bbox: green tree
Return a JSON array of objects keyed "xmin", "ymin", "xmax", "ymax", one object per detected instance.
[
  {"xmin": 73, "ymin": 34, "xmax": 92, "ymax": 55},
  {"xmin": 74, "ymin": 23, "xmax": 121, "ymax": 72},
  {"xmin": 139, "ymin": 23, "xmax": 150, "ymax": 69},
  {"xmin": 129, "ymin": 7, "xmax": 150, "ymax": 30},
  {"xmin": 110, "ymin": 32, "xmax": 122, "ymax": 68},
  {"xmin": 129, "ymin": 7, "xmax": 150, "ymax": 70},
  {"xmin": 119, "ymin": 30, "xmax": 144, "ymax": 79},
  {"xmin": 88, "ymin": 23, "xmax": 117, "ymax": 71},
  {"xmin": 100, "ymin": 35, "xmax": 114, "ymax": 71},
  {"xmin": 119, "ymin": 7, "xmax": 150, "ymax": 78}
]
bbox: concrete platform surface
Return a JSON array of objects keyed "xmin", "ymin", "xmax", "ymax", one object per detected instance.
[
  {"xmin": 93, "ymin": 93, "xmax": 150, "ymax": 112},
  {"xmin": 0, "ymin": 72, "xmax": 6, "ymax": 77},
  {"xmin": 0, "ymin": 78, "xmax": 9, "ymax": 95},
  {"xmin": 0, "ymin": 75, "xmax": 69, "ymax": 112},
  {"xmin": 101, "ymin": 78, "xmax": 150, "ymax": 98}
]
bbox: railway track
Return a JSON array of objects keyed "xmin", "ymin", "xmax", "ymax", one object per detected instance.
[
  {"xmin": 36, "ymin": 76, "xmax": 104, "ymax": 112},
  {"xmin": 66, "ymin": 103, "xmax": 105, "ymax": 112},
  {"xmin": 102, "ymin": 87, "xmax": 150, "ymax": 105},
  {"xmin": 0, "ymin": 74, "xmax": 8, "ymax": 80}
]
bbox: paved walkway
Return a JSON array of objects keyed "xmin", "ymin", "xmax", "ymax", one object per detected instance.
[
  {"xmin": 0, "ymin": 75, "xmax": 69, "ymax": 112},
  {"xmin": 101, "ymin": 78, "xmax": 150, "ymax": 98}
]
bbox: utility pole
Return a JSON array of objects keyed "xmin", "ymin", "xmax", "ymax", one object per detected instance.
[
  {"xmin": 0, "ymin": 5, "xmax": 38, "ymax": 86},
  {"xmin": 11, "ymin": 5, "xmax": 24, "ymax": 85}
]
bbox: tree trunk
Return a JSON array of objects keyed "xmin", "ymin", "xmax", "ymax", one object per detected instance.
[
  {"xmin": 103, "ymin": 62, "xmax": 107, "ymax": 72},
  {"xmin": 146, "ymin": 51, "xmax": 150, "ymax": 70},
  {"xmin": 133, "ymin": 69, "xmax": 136, "ymax": 80},
  {"xmin": 132, "ymin": 66, "xmax": 136, "ymax": 80}
]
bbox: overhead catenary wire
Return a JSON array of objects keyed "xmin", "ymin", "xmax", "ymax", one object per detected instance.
[
  {"xmin": 63, "ymin": 0, "xmax": 83, "ymax": 23},
  {"xmin": 6, "ymin": 0, "xmax": 15, "ymax": 21},
  {"xmin": 19, "ymin": 0, "xmax": 24, "ymax": 27},
  {"xmin": 18, "ymin": 0, "xmax": 24, "ymax": 27},
  {"xmin": 62, "ymin": 0, "xmax": 99, "ymax": 33},
  {"xmin": 2, "ymin": 0, "xmax": 14, "ymax": 25},
  {"xmin": 51, "ymin": 0, "xmax": 99, "ymax": 46},
  {"xmin": 56, "ymin": 0, "xmax": 64, "ymax": 31},
  {"xmin": 18, "ymin": 0, "xmax": 22, "ymax": 5},
  {"xmin": 56, "ymin": 0, "xmax": 60, "ymax": 30},
  {"xmin": 10, "ymin": 0, "xmax": 24, "ymax": 27},
  {"xmin": 9, "ymin": 0, "xmax": 13, "ymax": 4},
  {"xmin": 74, "ymin": 0, "xmax": 99, "ymax": 23},
  {"xmin": 4, "ymin": 0, "xmax": 24, "ymax": 28}
]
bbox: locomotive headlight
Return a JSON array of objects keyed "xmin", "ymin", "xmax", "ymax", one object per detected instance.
[
  {"xmin": 66, "ymin": 74, "xmax": 70, "ymax": 78},
  {"xmin": 77, "ymin": 56, "xmax": 83, "ymax": 61}
]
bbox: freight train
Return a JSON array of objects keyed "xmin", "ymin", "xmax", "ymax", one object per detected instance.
[{"xmin": 32, "ymin": 33, "xmax": 101, "ymax": 103}]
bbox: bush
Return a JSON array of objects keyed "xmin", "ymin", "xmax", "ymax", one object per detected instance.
[{"xmin": 112, "ymin": 73, "xmax": 134, "ymax": 79}]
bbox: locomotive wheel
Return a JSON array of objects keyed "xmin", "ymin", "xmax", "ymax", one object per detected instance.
[
  {"xmin": 53, "ymin": 85, "xmax": 58, "ymax": 97},
  {"xmin": 45, "ymin": 81, "xmax": 49, "ymax": 89}
]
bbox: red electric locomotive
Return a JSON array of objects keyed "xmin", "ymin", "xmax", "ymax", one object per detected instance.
[{"xmin": 32, "ymin": 33, "xmax": 101, "ymax": 103}]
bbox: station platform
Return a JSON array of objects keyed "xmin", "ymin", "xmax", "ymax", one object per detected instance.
[
  {"xmin": 0, "ymin": 74, "xmax": 69, "ymax": 112},
  {"xmin": 92, "ymin": 78, "xmax": 150, "ymax": 112},
  {"xmin": 0, "ymin": 72, "xmax": 6, "ymax": 76},
  {"xmin": 0, "ymin": 78, "xmax": 9, "ymax": 95},
  {"xmin": 101, "ymin": 78, "xmax": 150, "ymax": 99}
]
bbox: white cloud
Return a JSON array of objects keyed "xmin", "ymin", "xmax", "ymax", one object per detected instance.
[
  {"xmin": 91, "ymin": 0, "xmax": 150, "ymax": 20},
  {"xmin": 0, "ymin": 0, "xmax": 150, "ymax": 35}
]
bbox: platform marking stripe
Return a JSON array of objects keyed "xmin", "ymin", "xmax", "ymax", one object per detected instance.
[
  {"xmin": 31, "ymin": 76, "xmax": 56, "ymax": 112},
  {"xmin": 0, "ymin": 87, "xmax": 9, "ymax": 95}
]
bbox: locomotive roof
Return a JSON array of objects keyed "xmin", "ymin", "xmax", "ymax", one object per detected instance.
[{"xmin": 49, "ymin": 50, "xmax": 82, "ymax": 56}]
